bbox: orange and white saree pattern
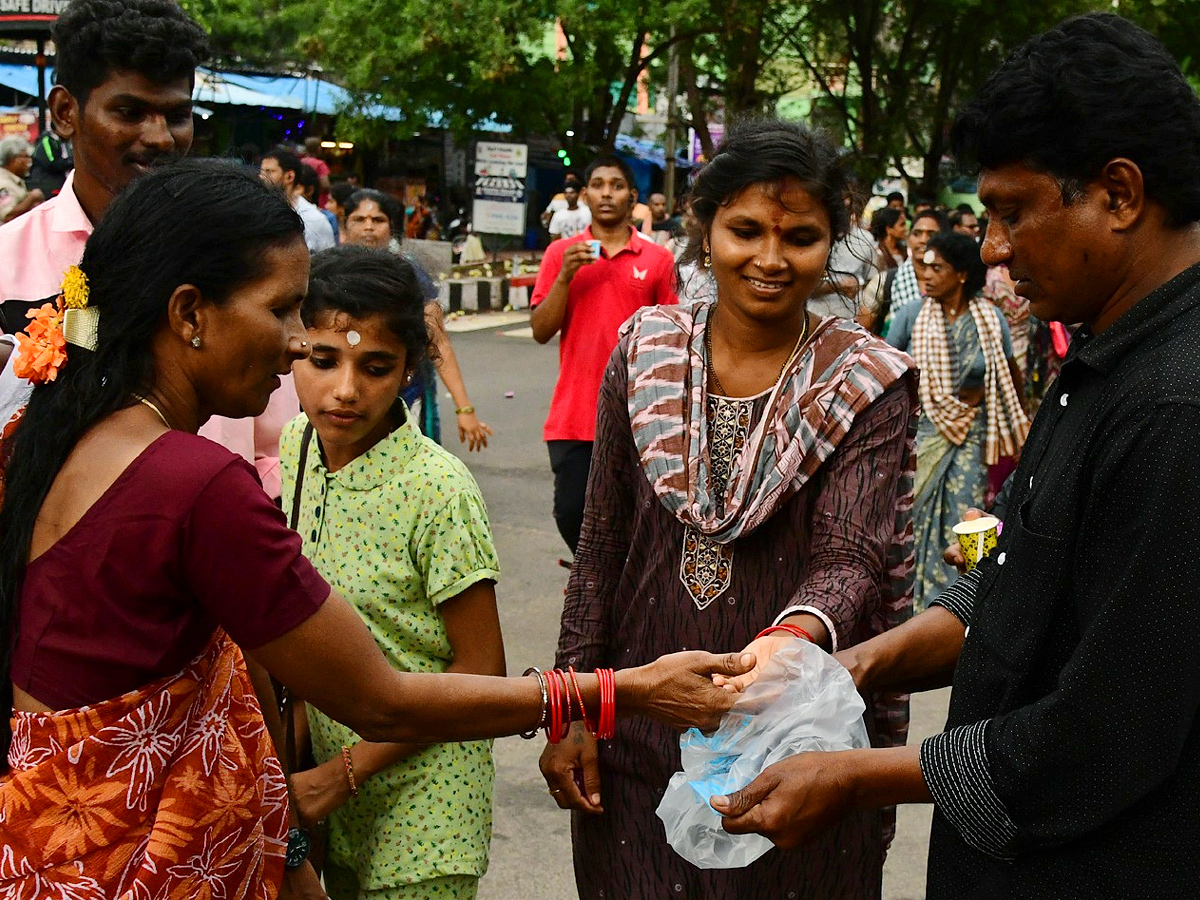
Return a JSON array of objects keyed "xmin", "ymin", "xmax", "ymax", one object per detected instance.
[{"xmin": 0, "ymin": 631, "xmax": 288, "ymax": 899}]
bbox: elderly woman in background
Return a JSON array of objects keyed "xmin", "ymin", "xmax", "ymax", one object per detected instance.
[
  {"xmin": 541, "ymin": 120, "xmax": 918, "ymax": 900},
  {"xmin": 0, "ymin": 161, "xmax": 751, "ymax": 899},
  {"xmin": 886, "ymin": 231, "xmax": 1029, "ymax": 605}
]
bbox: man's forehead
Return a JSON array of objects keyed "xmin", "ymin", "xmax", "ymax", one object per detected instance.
[
  {"xmin": 588, "ymin": 167, "xmax": 627, "ymax": 184},
  {"xmin": 977, "ymin": 163, "xmax": 1059, "ymax": 207},
  {"xmin": 90, "ymin": 69, "xmax": 193, "ymax": 104}
]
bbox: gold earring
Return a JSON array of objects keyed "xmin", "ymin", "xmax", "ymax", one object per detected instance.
[{"xmin": 703, "ymin": 248, "xmax": 711, "ymax": 268}]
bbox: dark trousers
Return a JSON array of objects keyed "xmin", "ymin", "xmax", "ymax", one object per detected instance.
[{"xmin": 547, "ymin": 440, "xmax": 594, "ymax": 554}]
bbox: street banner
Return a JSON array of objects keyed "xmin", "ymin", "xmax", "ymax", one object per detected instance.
[{"xmin": 473, "ymin": 141, "xmax": 527, "ymax": 236}]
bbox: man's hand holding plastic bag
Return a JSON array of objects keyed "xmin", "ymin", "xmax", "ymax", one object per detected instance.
[{"xmin": 656, "ymin": 638, "xmax": 869, "ymax": 868}]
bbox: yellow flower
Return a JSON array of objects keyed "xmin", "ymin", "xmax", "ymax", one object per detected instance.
[{"xmin": 61, "ymin": 264, "xmax": 89, "ymax": 310}]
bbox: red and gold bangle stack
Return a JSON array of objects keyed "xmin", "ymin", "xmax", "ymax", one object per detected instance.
[
  {"xmin": 567, "ymin": 667, "xmax": 595, "ymax": 735},
  {"xmin": 540, "ymin": 666, "xmax": 617, "ymax": 744},
  {"xmin": 756, "ymin": 623, "xmax": 816, "ymax": 644},
  {"xmin": 341, "ymin": 745, "xmax": 359, "ymax": 797}
]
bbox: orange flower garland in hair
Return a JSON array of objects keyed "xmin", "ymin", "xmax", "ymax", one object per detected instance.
[{"xmin": 12, "ymin": 265, "xmax": 91, "ymax": 385}]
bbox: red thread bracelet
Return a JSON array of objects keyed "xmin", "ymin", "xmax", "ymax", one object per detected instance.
[{"xmin": 756, "ymin": 623, "xmax": 816, "ymax": 644}]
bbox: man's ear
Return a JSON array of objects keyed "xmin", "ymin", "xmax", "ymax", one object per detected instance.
[
  {"xmin": 48, "ymin": 86, "xmax": 78, "ymax": 142},
  {"xmin": 1098, "ymin": 158, "xmax": 1145, "ymax": 232}
]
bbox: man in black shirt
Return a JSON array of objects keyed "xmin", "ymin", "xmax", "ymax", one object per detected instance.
[{"xmin": 710, "ymin": 13, "xmax": 1200, "ymax": 899}]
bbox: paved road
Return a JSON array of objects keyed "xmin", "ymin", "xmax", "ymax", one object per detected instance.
[{"xmin": 438, "ymin": 314, "xmax": 946, "ymax": 900}]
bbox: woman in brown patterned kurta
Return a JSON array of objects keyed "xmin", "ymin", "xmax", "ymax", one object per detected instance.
[{"xmin": 540, "ymin": 121, "xmax": 918, "ymax": 900}]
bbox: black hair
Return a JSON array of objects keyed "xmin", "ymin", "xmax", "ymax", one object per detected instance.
[
  {"xmin": 927, "ymin": 231, "xmax": 987, "ymax": 298},
  {"xmin": 913, "ymin": 208, "xmax": 949, "ymax": 231},
  {"xmin": 885, "ymin": 191, "xmax": 905, "ymax": 205},
  {"xmin": 680, "ymin": 119, "xmax": 851, "ymax": 273},
  {"xmin": 0, "ymin": 161, "xmax": 302, "ymax": 767},
  {"xmin": 563, "ymin": 173, "xmax": 582, "ymax": 188},
  {"xmin": 263, "ymin": 147, "xmax": 304, "ymax": 181},
  {"xmin": 345, "ymin": 189, "xmax": 404, "ymax": 237},
  {"xmin": 295, "ymin": 161, "xmax": 319, "ymax": 198},
  {"xmin": 951, "ymin": 12, "xmax": 1200, "ymax": 227},
  {"xmin": 584, "ymin": 155, "xmax": 637, "ymax": 191},
  {"xmin": 870, "ymin": 206, "xmax": 906, "ymax": 241},
  {"xmin": 53, "ymin": 0, "xmax": 208, "ymax": 107},
  {"xmin": 329, "ymin": 182, "xmax": 356, "ymax": 209},
  {"xmin": 948, "ymin": 208, "xmax": 978, "ymax": 229},
  {"xmin": 304, "ymin": 245, "xmax": 432, "ymax": 378}
]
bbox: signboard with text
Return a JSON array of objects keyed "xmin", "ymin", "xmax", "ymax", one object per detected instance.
[
  {"xmin": 0, "ymin": 0, "xmax": 69, "ymax": 33},
  {"xmin": 472, "ymin": 141, "xmax": 527, "ymax": 236}
]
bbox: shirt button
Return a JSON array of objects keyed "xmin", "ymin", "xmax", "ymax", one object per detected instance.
[
  {"xmin": 997, "ymin": 552, "xmax": 1006, "ymax": 566},
  {"xmin": 1060, "ymin": 393, "xmax": 1069, "ymax": 407}
]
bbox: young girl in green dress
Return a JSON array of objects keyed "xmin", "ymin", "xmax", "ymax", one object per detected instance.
[{"xmin": 283, "ymin": 244, "xmax": 505, "ymax": 900}]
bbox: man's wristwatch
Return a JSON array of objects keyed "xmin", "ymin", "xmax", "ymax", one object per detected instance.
[{"xmin": 285, "ymin": 827, "xmax": 311, "ymax": 869}]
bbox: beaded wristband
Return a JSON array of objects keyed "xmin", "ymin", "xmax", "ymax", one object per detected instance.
[
  {"xmin": 519, "ymin": 667, "xmax": 548, "ymax": 739},
  {"xmin": 341, "ymin": 745, "xmax": 358, "ymax": 797}
]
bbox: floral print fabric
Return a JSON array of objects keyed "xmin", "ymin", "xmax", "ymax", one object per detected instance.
[{"xmin": 0, "ymin": 631, "xmax": 288, "ymax": 900}]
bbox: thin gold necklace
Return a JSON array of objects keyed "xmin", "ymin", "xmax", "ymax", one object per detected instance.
[
  {"xmin": 705, "ymin": 308, "xmax": 810, "ymax": 397},
  {"xmin": 134, "ymin": 395, "xmax": 172, "ymax": 430}
]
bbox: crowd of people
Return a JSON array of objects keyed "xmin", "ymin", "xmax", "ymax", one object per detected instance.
[{"xmin": 1, "ymin": 3, "xmax": 1199, "ymax": 900}]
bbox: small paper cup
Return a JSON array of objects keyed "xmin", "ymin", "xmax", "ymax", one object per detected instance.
[
  {"xmin": 952, "ymin": 516, "xmax": 1000, "ymax": 571},
  {"xmin": 586, "ymin": 239, "xmax": 602, "ymax": 260}
]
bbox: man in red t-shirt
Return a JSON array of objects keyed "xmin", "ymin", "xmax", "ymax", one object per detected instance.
[{"xmin": 531, "ymin": 155, "xmax": 676, "ymax": 553}]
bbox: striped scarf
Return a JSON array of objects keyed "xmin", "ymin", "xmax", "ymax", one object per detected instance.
[
  {"xmin": 621, "ymin": 301, "xmax": 916, "ymax": 543},
  {"xmin": 911, "ymin": 296, "xmax": 1030, "ymax": 465}
]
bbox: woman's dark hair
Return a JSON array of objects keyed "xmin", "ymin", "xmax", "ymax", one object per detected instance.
[
  {"xmin": 345, "ymin": 189, "xmax": 404, "ymax": 237},
  {"xmin": 951, "ymin": 13, "xmax": 1200, "ymax": 227},
  {"xmin": 329, "ymin": 182, "xmax": 356, "ymax": 209},
  {"xmin": 304, "ymin": 245, "xmax": 433, "ymax": 377},
  {"xmin": 870, "ymin": 206, "xmax": 906, "ymax": 241},
  {"xmin": 53, "ymin": 0, "xmax": 209, "ymax": 106},
  {"xmin": 680, "ymin": 119, "xmax": 852, "ymax": 273},
  {"xmin": 0, "ymin": 161, "xmax": 303, "ymax": 766},
  {"xmin": 927, "ymin": 231, "xmax": 987, "ymax": 299}
]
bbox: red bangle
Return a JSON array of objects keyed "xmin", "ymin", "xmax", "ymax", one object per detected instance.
[
  {"xmin": 560, "ymin": 670, "xmax": 574, "ymax": 740},
  {"xmin": 568, "ymin": 667, "xmax": 595, "ymax": 735},
  {"xmin": 546, "ymin": 668, "xmax": 563, "ymax": 743},
  {"xmin": 756, "ymin": 623, "xmax": 816, "ymax": 644},
  {"xmin": 594, "ymin": 668, "xmax": 616, "ymax": 740}
]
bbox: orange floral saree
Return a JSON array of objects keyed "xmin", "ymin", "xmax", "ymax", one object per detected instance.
[{"xmin": 0, "ymin": 631, "xmax": 288, "ymax": 899}]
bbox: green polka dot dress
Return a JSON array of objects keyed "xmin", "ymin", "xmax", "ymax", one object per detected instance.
[{"xmin": 281, "ymin": 412, "xmax": 500, "ymax": 898}]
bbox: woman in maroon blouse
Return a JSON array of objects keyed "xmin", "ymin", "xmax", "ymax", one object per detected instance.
[{"xmin": 0, "ymin": 161, "xmax": 751, "ymax": 899}]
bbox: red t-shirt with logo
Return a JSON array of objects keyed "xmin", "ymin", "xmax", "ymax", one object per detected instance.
[{"xmin": 532, "ymin": 227, "xmax": 677, "ymax": 442}]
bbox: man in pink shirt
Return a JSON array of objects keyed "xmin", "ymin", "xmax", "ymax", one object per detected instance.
[
  {"xmin": 531, "ymin": 155, "xmax": 676, "ymax": 553},
  {"xmin": 0, "ymin": 0, "xmax": 299, "ymax": 497}
]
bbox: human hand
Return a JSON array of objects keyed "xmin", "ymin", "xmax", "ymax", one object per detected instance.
[
  {"xmin": 539, "ymin": 722, "xmax": 603, "ymax": 814},
  {"xmin": 942, "ymin": 507, "xmax": 986, "ymax": 573},
  {"xmin": 290, "ymin": 759, "xmax": 350, "ymax": 829},
  {"xmin": 623, "ymin": 650, "xmax": 755, "ymax": 732},
  {"xmin": 711, "ymin": 633, "xmax": 797, "ymax": 693},
  {"xmin": 456, "ymin": 411, "xmax": 493, "ymax": 451},
  {"xmin": 709, "ymin": 751, "xmax": 854, "ymax": 850},
  {"xmin": 559, "ymin": 243, "xmax": 597, "ymax": 282},
  {"xmin": 279, "ymin": 861, "xmax": 327, "ymax": 900},
  {"xmin": 27, "ymin": 188, "xmax": 44, "ymax": 204}
]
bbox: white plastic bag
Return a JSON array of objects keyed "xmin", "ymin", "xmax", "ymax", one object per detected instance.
[{"xmin": 655, "ymin": 638, "xmax": 869, "ymax": 869}]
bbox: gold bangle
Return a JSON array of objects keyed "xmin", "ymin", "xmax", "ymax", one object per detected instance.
[
  {"xmin": 341, "ymin": 745, "xmax": 359, "ymax": 797},
  {"xmin": 455, "ymin": 405, "xmax": 475, "ymax": 415}
]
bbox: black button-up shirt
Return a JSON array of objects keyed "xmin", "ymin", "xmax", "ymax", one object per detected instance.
[{"xmin": 920, "ymin": 262, "xmax": 1200, "ymax": 899}]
